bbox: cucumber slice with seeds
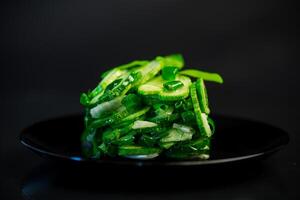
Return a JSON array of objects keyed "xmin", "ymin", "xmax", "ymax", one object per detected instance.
[{"xmin": 138, "ymin": 75, "xmax": 191, "ymax": 101}]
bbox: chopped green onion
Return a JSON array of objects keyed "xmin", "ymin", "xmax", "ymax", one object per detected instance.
[
  {"xmin": 163, "ymin": 80, "xmax": 184, "ymax": 91},
  {"xmin": 139, "ymin": 134, "xmax": 158, "ymax": 147},
  {"xmin": 149, "ymin": 113, "xmax": 179, "ymax": 124},
  {"xmin": 181, "ymin": 111, "xmax": 196, "ymax": 124},
  {"xmin": 80, "ymin": 93, "xmax": 90, "ymax": 106},
  {"xmin": 162, "ymin": 66, "xmax": 178, "ymax": 81},
  {"xmin": 121, "ymin": 94, "xmax": 142, "ymax": 112},
  {"xmin": 115, "ymin": 133, "xmax": 135, "ymax": 146}
]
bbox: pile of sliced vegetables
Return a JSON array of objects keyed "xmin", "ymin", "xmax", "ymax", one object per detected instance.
[{"xmin": 80, "ymin": 54, "xmax": 223, "ymax": 160}]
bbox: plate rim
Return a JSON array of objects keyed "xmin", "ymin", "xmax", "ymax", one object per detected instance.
[{"xmin": 19, "ymin": 114, "xmax": 289, "ymax": 166}]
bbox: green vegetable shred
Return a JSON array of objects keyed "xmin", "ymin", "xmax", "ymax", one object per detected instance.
[
  {"xmin": 162, "ymin": 66, "xmax": 179, "ymax": 81},
  {"xmin": 80, "ymin": 54, "xmax": 223, "ymax": 160}
]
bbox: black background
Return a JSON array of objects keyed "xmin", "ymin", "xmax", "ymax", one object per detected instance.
[{"xmin": 0, "ymin": 0, "xmax": 299, "ymax": 199}]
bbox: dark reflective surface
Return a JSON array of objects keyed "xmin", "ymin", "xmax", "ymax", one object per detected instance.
[
  {"xmin": 20, "ymin": 114, "xmax": 289, "ymax": 166},
  {"xmin": 21, "ymin": 161, "xmax": 273, "ymax": 200}
]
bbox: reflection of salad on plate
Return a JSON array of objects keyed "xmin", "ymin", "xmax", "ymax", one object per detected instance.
[{"xmin": 80, "ymin": 54, "xmax": 223, "ymax": 160}]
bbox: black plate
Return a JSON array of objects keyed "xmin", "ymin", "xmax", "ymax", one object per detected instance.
[{"xmin": 20, "ymin": 114, "xmax": 289, "ymax": 166}]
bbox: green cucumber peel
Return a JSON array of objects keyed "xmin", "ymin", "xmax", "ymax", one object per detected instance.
[
  {"xmin": 138, "ymin": 75, "xmax": 191, "ymax": 101},
  {"xmin": 180, "ymin": 69, "xmax": 223, "ymax": 84},
  {"xmin": 162, "ymin": 66, "xmax": 179, "ymax": 81},
  {"xmin": 190, "ymin": 83, "xmax": 212, "ymax": 137},
  {"xmin": 196, "ymin": 78, "xmax": 210, "ymax": 114}
]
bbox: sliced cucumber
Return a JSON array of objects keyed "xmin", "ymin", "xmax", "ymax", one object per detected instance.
[
  {"xmin": 160, "ymin": 76, "xmax": 192, "ymax": 100},
  {"xmin": 196, "ymin": 78, "xmax": 210, "ymax": 114},
  {"xmin": 137, "ymin": 77, "xmax": 162, "ymax": 95},
  {"xmin": 81, "ymin": 54, "xmax": 223, "ymax": 160},
  {"xmin": 138, "ymin": 75, "xmax": 191, "ymax": 101},
  {"xmin": 190, "ymin": 83, "xmax": 212, "ymax": 137}
]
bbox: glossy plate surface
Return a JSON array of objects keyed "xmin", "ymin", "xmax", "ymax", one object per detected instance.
[{"xmin": 20, "ymin": 114, "xmax": 289, "ymax": 166}]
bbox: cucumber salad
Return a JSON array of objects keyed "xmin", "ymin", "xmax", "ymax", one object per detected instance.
[{"xmin": 80, "ymin": 54, "xmax": 223, "ymax": 160}]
